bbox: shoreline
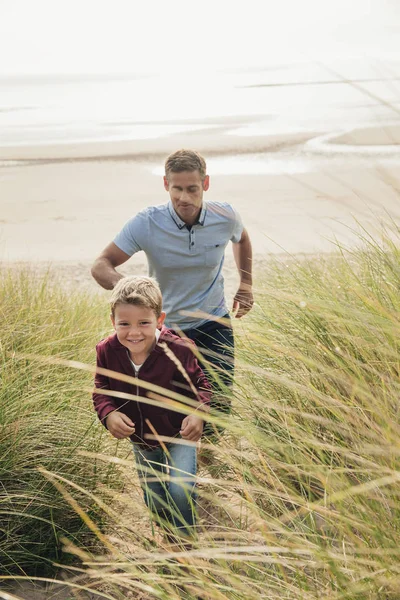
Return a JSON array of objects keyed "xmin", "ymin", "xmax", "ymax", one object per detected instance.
[
  {"xmin": 0, "ymin": 131, "xmax": 315, "ymax": 162},
  {"xmin": 1, "ymin": 122, "xmax": 400, "ymax": 163}
]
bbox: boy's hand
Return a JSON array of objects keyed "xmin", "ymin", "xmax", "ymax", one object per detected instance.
[
  {"xmin": 105, "ymin": 411, "xmax": 135, "ymax": 439},
  {"xmin": 180, "ymin": 414, "xmax": 204, "ymax": 442}
]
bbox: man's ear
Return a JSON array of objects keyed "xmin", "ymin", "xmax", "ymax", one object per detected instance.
[
  {"xmin": 203, "ymin": 175, "xmax": 210, "ymax": 191},
  {"xmin": 157, "ymin": 311, "xmax": 166, "ymax": 329},
  {"xmin": 163, "ymin": 176, "xmax": 169, "ymax": 191}
]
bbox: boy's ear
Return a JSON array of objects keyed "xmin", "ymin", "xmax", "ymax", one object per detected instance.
[
  {"xmin": 110, "ymin": 313, "xmax": 116, "ymax": 328},
  {"xmin": 157, "ymin": 311, "xmax": 166, "ymax": 329}
]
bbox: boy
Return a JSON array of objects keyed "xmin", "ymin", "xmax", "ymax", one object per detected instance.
[{"xmin": 93, "ymin": 275, "xmax": 211, "ymax": 541}]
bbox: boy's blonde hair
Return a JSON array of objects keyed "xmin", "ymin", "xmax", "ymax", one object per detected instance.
[
  {"xmin": 164, "ymin": 149, "xmax": 207, "ymax": 181},
  {"xmin": 110, "ymin": 276, "xmax": 163, "ymax": 318}
]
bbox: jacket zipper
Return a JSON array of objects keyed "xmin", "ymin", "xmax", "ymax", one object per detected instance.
[
  {"xmin": 128, "ymin": 351, "xmax": 144, "ymax": 441},
  {"xmin": 135, "ymin": 368, "xmax": 144, "ymax": 441}
]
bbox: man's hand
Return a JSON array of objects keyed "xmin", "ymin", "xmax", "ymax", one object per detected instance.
[
  {"xmin": 180, "ymin": 414, "xmax": 204, "ymax": 442},
  {"xmin": 105, "ymin": 411, "xmax": 135, "ymax": 439},
  {"xmin": 232, "ymin": 284, "xmax": 254, "ymax": 318}
]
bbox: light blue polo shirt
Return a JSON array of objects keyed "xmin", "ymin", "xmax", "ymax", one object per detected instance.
[{"xmin": 113, "ymin": 200, "xmax": 243, "ymax": 330}]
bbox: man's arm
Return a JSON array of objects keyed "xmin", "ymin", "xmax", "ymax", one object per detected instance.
[
  {"xmin": 91, "ymin": 242, "xmax": 131, "ymax": 290},
  {"xmin": 232, "ymin": 228, "xmax": 254, "ymax": 318}
]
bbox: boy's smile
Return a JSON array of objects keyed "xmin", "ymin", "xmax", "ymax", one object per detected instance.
[{"xmin": 111, "ymin": 304, "xmax": 166, "ymax": 364}]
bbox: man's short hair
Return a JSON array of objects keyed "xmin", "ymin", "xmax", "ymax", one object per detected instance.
[
  {"xmin": 164, "ymin": 149, "xmax": 207, "ymax": 181},
  {"xmin": 110, "ymin": 276, "xmax": 163, "ymax": 318}
]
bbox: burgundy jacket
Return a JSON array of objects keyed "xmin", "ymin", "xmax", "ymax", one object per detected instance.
[{"xmin": 93, "ymin": 327, "xmax": 211, "ymax": 447}]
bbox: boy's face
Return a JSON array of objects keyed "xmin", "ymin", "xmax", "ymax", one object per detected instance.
[
  {"xmin": 163, "ymin": 169, "xmax": 209, "ymax": 226},
  {"xmin": 111, "ymin": 303, "xmax": 166, "ymax": 362}
]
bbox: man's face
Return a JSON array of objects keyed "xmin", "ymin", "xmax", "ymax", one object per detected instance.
[{"xmin": 163, "ymin": 170, "xmax": 209, "ymax": 225}]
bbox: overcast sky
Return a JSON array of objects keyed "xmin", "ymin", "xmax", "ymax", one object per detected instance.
[{"xmin": 0, "ymin": 0, "xmax": 398, "ymax": 76}]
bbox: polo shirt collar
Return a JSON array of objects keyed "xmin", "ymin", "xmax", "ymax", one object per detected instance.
[{"xmin": 168, "ymin": 201, "xmax": 207, "ymax": 229}]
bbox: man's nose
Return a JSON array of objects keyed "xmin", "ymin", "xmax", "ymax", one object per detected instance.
[{"xmin": 180, "ymin": 190, "xmax": 190, "ymax": 201}]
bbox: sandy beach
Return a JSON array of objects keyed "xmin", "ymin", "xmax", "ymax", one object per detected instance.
[{"xmin": 1, "ymin": 119, "xmax": 400, "ymax": 308}]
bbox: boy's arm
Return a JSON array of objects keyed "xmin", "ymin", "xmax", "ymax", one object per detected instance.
[
  {"xmin": 183, "ymin": 346, "xmax": 212, "ymax": 405},
  {"xmin": 93, "ymin": 347, "xmax": 136, "ymax": 438},
  {"xmin": 178, "ymin": 349, "xmax": 212, "ymax": 441},
  {"xmin": 93, "ymin": 344, "xmax": 122, "ymax": 426}
]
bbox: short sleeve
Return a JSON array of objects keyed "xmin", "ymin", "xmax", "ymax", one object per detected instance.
[
  {"xmin": 230, "ymin": 206, "xmax": 244, "ymax": 243},
  {"xmin": 113, "ymin": 213, "xmax": 147, "ymax": 256}
]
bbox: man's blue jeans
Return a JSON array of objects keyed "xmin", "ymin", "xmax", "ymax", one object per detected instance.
[
  {"xmin": 132, "ymin": 441, "xmax": 197, "ymax": 538},
  {"xmin": 183, "ymin": 313, "xmax": 235, "ymax": 389},
  {"xmin": 182, "ymin": 314, "xmax": 234, "ymax": 437}
]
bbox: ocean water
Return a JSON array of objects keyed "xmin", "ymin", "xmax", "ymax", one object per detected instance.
[{"xmin": 1, "ymin": 60, "xmax": 400, "ymax": 149}]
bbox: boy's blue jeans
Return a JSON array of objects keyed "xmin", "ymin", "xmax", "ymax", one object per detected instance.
[{"xmin": 132, "ymin": 441, "xmax": 197, "ymax": 538}]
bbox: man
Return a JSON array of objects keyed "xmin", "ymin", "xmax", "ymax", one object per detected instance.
[{"xmin": 91, "ymin": 149, "xmax": 253, "ymax": 435}]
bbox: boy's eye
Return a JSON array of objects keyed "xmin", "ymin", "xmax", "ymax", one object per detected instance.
[{"xmin": 140, "ymin": 321, "xmax": 151, "ymax": 326}]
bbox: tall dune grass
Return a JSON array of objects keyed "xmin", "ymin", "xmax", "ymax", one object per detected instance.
[
  {"xmin": 3, "ymin": 229, "xmax": 400, "ymax": 598},
  {"xmin": 0, "ymin": 268, "xmax": 118, "ymax": 576}
]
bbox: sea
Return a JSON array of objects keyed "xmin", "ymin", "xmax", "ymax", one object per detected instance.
[{"xmin": 1, "ymin": 59, "xmax": 399, "ymax": 145}]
